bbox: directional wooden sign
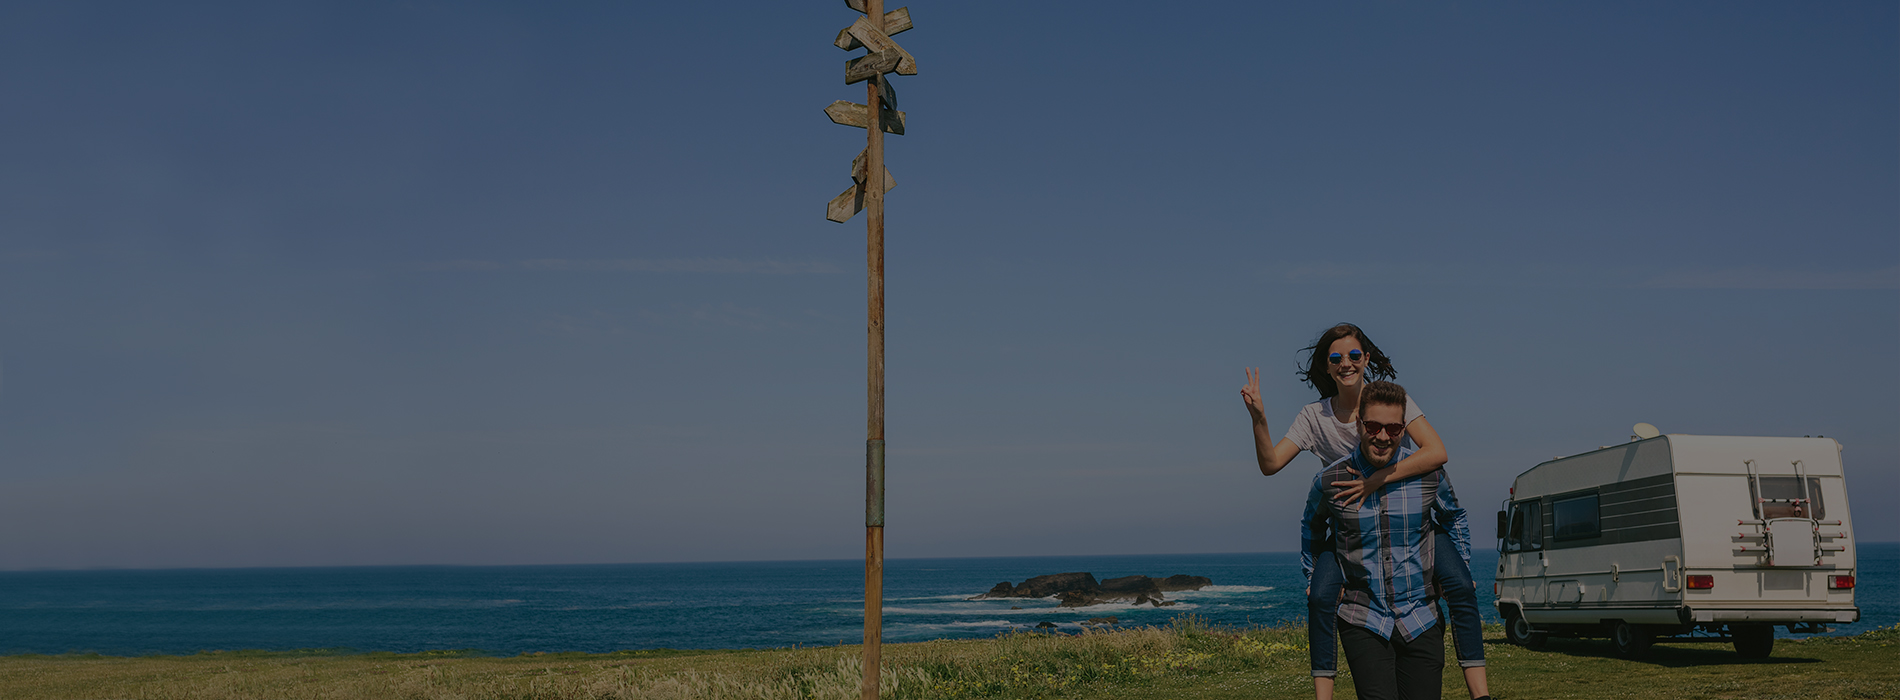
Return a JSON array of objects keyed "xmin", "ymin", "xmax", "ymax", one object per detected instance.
[
  {"xmin": 835, "ymin": 7, "xmax": 912, "ymax": 50},
  {"xmin": 851, "ymin": 149, "xmax": 894, "ymax": 188},
  {"xmin": 826, "ymin": 153, "xmax": 897, "ymax": 223},
  {"xmin": 876, "ymin": 73, "xmax": 897, "ymax": 110},
  {"xmin": 825, "ymin": 99, "xmax": 905, "ymax": 135},
  {"xmin": 845, "ymin": 49, "xmax": 904, "ymax": 84},
  {"xmin": 843, "ymin": 15, "xmax": 917, "ymax": 76}
]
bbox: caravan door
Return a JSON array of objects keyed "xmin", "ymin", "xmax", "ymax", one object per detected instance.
[{"xmin": 1502, "ymin": 500, "xmax": 1546, "ymax": 606}]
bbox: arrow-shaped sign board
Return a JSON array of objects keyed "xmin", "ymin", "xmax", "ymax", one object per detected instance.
[
  {"xmin": 825, "ymin": 100, "xmax": 906, "ymax": 135},
  {"xmin": 845, "ymin": 49, "xmax": 905, "ymax": 85},
  {"xmin": 835, "ymin": 7, "xmax": 912, "ymax": 50},
  {"xmin": 843, "ymin": 15, "xmax": 916, "ymax": 76},
  {"xmin": 827, "ymin": 165, "xmax": 897, "ymax": 224},
  {"xmin": 851, "ymin": 149, "xmax": 894, "ymax": 185},
  {"xmin": 877, "ymin": 74, "xmax": 897, "ymax": 110}
]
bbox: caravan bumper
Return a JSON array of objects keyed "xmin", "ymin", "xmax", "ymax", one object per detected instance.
[{"xmin": 1687, "ymin": 607, "xmax": 1860, "ymax": 624}]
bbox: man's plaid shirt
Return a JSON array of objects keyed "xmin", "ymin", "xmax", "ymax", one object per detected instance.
[{"xmin": 1300, "ymin": 445, "xmax": 1469, "ymax": 642}]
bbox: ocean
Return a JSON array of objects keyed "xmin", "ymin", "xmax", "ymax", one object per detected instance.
[{"xmin": 0, "ymin": 545, "xmax": 1892, "ymax": 656}]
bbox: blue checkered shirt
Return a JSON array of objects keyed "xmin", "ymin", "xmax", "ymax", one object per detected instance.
[{"xmin": 1300, "ymin": 445, "xmax": 1469, "ymax": 642}]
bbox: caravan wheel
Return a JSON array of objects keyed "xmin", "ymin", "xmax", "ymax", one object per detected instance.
[
  {"xmin": 1505, "ymin": 610, "xmax": 1547, "ymax": 649},
  {"xmin": 1610, "ymin": 620, "xmax": 1653, "ymax": 658},
  {"xmin": 1732, "ymin": 624, "xmax": 1774, "ymax": 659}
]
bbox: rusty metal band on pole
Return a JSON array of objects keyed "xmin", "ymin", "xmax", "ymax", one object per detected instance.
[{"xmin": 867, "ymin": 440, "xmax": 886, "ymax": 527}]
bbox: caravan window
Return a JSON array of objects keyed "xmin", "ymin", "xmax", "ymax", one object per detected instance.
[
  {"xmin": 1553, "ymin": 493, "xmax": 1600, "ymax": 541},
  {"xmin": 1751, "ymin": 476, "xmax": 1825, "ymax": 519},
  {"xmin": 1505, "ymin": 505, "xmax": 1527, "ymax": 552},
  {"xmin": 1524, "ymin": 500, "xmax": 1544, "ymax": 550},
  {"xmin": 1503, "ymin": 501, "xmax": 1546, "ymax": 552}
]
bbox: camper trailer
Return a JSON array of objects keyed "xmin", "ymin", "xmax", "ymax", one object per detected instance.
[{"xmin": 1493, "ymin": 428, "xmax": 1859, "ymax": 658}]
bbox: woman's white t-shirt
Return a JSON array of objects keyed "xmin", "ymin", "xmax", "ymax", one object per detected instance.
[{"xmin": 1283, "ymin": 395, "xmax": 1423, "ymax": 467}]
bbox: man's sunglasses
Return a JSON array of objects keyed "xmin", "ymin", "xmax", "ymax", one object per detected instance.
[
  {"xmin": 1362, "ymin": 420, "xmax": 1405, "ymax": 438},
  {"xmin": 1327, "ymin": 350, "xmax": 1364, "ymax": 365}
]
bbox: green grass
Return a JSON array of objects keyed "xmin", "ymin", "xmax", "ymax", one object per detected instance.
[{"xmin": 0, "ymin": 620, "xmax": 1892, "ymax": 699}]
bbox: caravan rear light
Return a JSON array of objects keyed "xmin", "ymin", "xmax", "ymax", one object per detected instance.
[
  {"xmin": 1686, "ymin": 575, "xmax": 1715, "ymax": 590},
  {"xmin": 1829, "ymin": 575, "xmax": 1855, "ymax": 590}
]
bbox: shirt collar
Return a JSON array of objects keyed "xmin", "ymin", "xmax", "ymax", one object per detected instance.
[{"xmin": 1350, "ymin": 443, "xmax": 1415, "ymax": 478}]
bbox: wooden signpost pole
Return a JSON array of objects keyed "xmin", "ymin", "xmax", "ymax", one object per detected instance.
[
  {"xmin": 861, "ymin": 1, "xmax": 885, "ymax": 697},
  {"xmin": 866, "ymin": 0, "xmax": 885, "ymax": 696},
  {"xmin": 824, "ymin": 3, "xmax": 914, "ymax": 698}
]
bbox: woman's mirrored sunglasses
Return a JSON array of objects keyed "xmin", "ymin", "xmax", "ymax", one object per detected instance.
[{"xmin": 1327, "ymin": 350, "xmax": 1364, "ymax": 365}]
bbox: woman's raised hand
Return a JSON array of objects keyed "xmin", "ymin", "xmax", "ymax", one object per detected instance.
[
  {"xmin": 1241, "ymin": 367, "xmax": 1265, "ymax": 419},
  {"xmin": 1331, "ymin": 470, "xmax": 1379, "ymax": 508}
]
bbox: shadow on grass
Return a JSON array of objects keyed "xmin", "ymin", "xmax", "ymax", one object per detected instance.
[{"xmin": 1494, "ymin": 636, "xmax": 1823, "ymax": 667}]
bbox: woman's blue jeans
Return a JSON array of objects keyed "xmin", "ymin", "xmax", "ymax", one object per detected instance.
[{"xmin": 1308, "ymin": 530, "xmax": 1486, "ymax": 676}]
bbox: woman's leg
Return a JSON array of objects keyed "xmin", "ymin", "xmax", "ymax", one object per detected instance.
[
  {"xmin": 1434, "ymin": 529, "xmax": 1489, "ymax": 698},
  {"xmin": 1308, "ymin": 550, "xmax": 1345, "ymax": 686}
]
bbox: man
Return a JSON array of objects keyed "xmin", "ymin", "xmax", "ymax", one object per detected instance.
[{"xmin": 1301, "ymin": 380, "xmax": 1474, "ymax": 700}]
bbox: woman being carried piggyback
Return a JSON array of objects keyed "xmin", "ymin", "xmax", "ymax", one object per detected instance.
[{"xmin": 1241, "ymin": 323, "xmax": 1489, "ymax": 700}]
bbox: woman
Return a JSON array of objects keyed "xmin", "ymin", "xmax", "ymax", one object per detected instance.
[{"xmin": 1242, "ymin": 323, "xmax": 1489, "ymax": 700}]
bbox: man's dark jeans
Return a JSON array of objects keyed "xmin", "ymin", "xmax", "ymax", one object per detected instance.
[
  {"xmin": 1308, "ymin": 530, "xmax": 1485, "ymax": 676},
  {"xmin": 1339, "ymin": 621, "xmax": 1444, "ymax": 700}
]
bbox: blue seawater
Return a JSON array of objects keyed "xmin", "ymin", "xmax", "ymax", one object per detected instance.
[{"xmin": 0, "ymin": 546, "xmax": 1891, "ymax": 656}]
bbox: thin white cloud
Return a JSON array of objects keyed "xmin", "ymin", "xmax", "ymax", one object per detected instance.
[
  {"xmin": 519, "ymin": 258, "xmax": 841, "ymax": 274},
  {"xmin": 542, "ymin": 303, "xmax": 806, "ymax": 335},
  {"xmin": 0, "ymin": 250, "xmax": 61, "ymax": 263},
  {"xmin": 418, "ymin": 258, "xmax": 843, "ymax": 274},
  {"xmin": 1638, "ymin": 265, "xmax": 1898, "ymax": 290},
  {"xmin": 421, "ymin": 259, "xmax": 502, "ymax": 270},
  {"xmin": 1263, "ymin": 262, "xmax": 1897, "ymax": 290}
]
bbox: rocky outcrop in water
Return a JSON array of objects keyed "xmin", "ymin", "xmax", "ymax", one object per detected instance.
[{"xmin": 968, "ymin": 572, "xmax": 1212, "ymax": 608}]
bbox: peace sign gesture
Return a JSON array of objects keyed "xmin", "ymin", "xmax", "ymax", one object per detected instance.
[
  {"xmin": 1241, "ymin": 367, "xmax": 1266, "ymax": 419},
  {"xmin": 1243, "ymin": 367, "xmax": 1301, "ymax": 476}
]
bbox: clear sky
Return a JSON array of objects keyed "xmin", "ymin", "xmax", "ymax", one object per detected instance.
[{"xmin": 0, "ymin": 1, "xmax": 1893, "ymax": 569}]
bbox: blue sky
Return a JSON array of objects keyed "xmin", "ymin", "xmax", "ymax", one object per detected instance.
[{"xmin": 0, "ymin": 1, "xmax": 1893, "ymax": 568}]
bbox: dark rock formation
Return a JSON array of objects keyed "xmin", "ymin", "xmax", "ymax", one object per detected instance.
[
  {"xmin": 1100, "ymin": 575, "xmax": 1163, "ymax": 598},
  {"xmin": 1156, "ymin": 575, "xmax": 1213, "ymax": 592},
  {"xmin": 969, "ymin": 572, "xmax": 1212, "ymax": 608},
  {"xmin": 1035, "ymin": 621, "xmax": 1057, "ymax": 629},
  {"xmin": 1013, "ymin": 572, "xmax": 1100, "ymax": 598},
  {"xmin": 1054, "ymin": 590, "xmax": 1095, "ymax": 607}
]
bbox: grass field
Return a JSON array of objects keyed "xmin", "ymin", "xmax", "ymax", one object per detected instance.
[{"xmin": 0, "ymin": 620, "xmax": 1892, "ymax": 700}]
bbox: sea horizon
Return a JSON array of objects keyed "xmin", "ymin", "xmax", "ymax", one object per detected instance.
[
  {"xmin": 11, "ymin": 541, "xmax": 1895, "ymax": 572},
  {"xmin": 0, "ymin": 546, "xmax": 1892, "ymax": 657}
]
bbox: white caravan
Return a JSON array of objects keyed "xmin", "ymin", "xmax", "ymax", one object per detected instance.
[{"xmin": 1493, "ymin": 427, "xmax": 1859, "ymax": 658}]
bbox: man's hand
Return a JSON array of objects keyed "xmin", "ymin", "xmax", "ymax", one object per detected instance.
[
  {"xmin": 1331, "ymin": 466, "xmax": 1385, "ymax": 508},
  {"xmin": 1241, "ymin": 367, "xmax": 1266, "ymax": 419}
]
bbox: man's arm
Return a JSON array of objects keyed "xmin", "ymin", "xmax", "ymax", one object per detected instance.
[
  {"xmin": 1436, "ymin": 470, "xmax": 1471, "ymax": 564},
  {"xmin": 1299, "ymin": 469, "xmax": 1330, "ymax": 585},
  {"xmin": 1299, "ymin": 469, "xmax": 1331, "ymax": 584}
]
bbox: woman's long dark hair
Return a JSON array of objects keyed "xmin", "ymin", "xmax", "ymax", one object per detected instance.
[{"xmin": 1296, "ymin": 323, "xmax": 1397, "ymax": 398}]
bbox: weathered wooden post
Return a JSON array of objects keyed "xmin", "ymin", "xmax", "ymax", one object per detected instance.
[{"xmin": 824, "ymin": 3, "xmax": 915, "ymax": 698}]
